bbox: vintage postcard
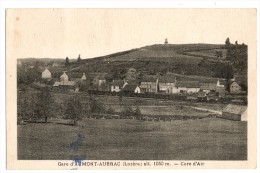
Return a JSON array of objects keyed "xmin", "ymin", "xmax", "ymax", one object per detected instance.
[{"xmin": 6, "ymin": 9, "xmax": 256, "ymax": 169}]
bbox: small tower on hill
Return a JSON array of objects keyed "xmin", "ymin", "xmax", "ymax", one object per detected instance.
[{"xmin": 164, "ymin": 38, "xmax": 168, "ymax": 44}]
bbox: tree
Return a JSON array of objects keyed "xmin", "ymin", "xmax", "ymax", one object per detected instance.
[
  {"xmin": 213, "ymin": 63, "xmax": 234, "ymax": 79},
  {"xmin": 125, "ymin": 68, "xmax": 137, "ymax": 80},
  {"xmin": 225, "ymin": 37, "xmax": 231, "ymax": 46},
  {"xmin": 89, "ymin": 96, "xmax": 105, "ymax": 113},
  {"xmin": 34, "ymin": 87, "xmax": 55, "ymax": 123},
  {"xmin": 134, "ymin": 107, "xmax": 142, "ymax": 120},
  {"xmin": 64, "ymin": 96, "xmax": 83, "ymax": 125},
  {"xmin": 215, "ymin": 50, "xmax": 223, "ymax": 58},
  {"xmin": 65, "ymin": 57, "xmax": 70, "ymax": 67},
  {"xmin": 121, "ymin": 105, "xmax": 134, "ymax": 119},
  {"xmin": 77, "ymin": 54, "xmax": 81, "ymax": 63},
  {"xmin": 18, "ymin": 92, "xmax": 35, "ymax": 119},
  {"xmin": 106, "ymin": 106, "xmax": 115, "ymax": 114}
]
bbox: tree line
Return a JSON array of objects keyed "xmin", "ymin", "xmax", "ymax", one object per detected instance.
[{"xmin": 18, "ymin": 88, "xmax": 142, "ymax": 125}]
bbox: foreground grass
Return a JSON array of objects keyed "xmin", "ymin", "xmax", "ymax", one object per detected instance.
[{"xmin": 18, "ymin": 118, "xmax": 247, "ymax": 160}]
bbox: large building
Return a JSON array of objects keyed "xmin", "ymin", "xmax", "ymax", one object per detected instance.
[{"xmin": 221, "ymin": 104, "xmax": 247, "ymax": 121}]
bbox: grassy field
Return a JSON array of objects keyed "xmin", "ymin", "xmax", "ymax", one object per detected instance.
[
  {"xmin": 184, "ymin": 49, "xmax": 227, "ymax": 59},
  {"xmin": 51, "ymin": 92, "xmax": 227, "ymax": 110},
  {"xmin": 20, "ymin": 91, "xmax": 227, "ymax": 118},
  {"xmin": 102, "ymin": 44, "xmax": 222, "ymax": 64},
  {"xmin": 18, "ymin": 118, "xmax": 247, "ymax": 160}
]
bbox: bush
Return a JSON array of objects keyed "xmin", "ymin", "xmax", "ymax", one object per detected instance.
[
  {"xmin": 106, "ymin": 106, "xmax": 115, "ymax": 114},
  {"xmin": 64, "ymin": 96, "xmax": 83, "ymax": 125},
  {"xmin": 89, "ymin": 96, "xmax": 106, "ymax": 113},
  {"xmin": 133, "ymin": 107, "xmax": 142, "ymax": 120},
  {"xmin": 121, "ymin": 106, "xmax": 134, "ymax": 118}
]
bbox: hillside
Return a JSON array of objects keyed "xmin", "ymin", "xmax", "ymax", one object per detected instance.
[
  {"xmin": 68, "ymin": 43, "xmax": 227, "ymax": 77},
  {"xmin": 19, "ymin": 43, "xmax": 247, "ymax": 84},
  {"xmin": 80, "ymin": 44, "xmax": 225, "ymax": 63}
]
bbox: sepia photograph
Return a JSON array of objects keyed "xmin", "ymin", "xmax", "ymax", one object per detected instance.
[{"xmin": 5, "ymin": 8, "xmax": 257, "ymax": 169}]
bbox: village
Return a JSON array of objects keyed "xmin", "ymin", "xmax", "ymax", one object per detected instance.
[
  {"xmin": 33, "ymin": 64, "xmax": 248, "ymax": 122},
  {"xmin": 40, "ymin": 66, "xmax": 247, "ymax": 98}
]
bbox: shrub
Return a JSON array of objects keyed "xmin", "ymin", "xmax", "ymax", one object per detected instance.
[{"xmin": 89, "ymin": 96, "xmax": 106, "ymax": 113}]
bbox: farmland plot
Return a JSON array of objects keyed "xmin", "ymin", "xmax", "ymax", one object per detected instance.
[{"xmin": 18, "ymin": 118, "xmax": 247, "ymax": 160}]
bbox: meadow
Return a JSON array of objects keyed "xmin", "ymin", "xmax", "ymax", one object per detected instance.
[{"xmin": 18, "ymin": 118, "xmax": 247, "ymax": 160}]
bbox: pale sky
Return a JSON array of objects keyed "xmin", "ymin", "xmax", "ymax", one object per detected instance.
[{"xmin": 6, "ymin": 9, "xmax": 256, "ymax": 59}]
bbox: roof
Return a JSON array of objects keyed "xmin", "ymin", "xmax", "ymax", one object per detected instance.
[
  {"xmin": 53, "ymin": 82, "xmax": 60, "ymax": 87},
  {"xmin": 122, "ymin": 85, "xmax": 139, "ymax": 92},
  {"xmin": 222, "ymin": 104, "xmax": 247, "ymax": 114},
  {"xmin": 158, "ymin": 75, "xmax": 176, "ymax": 83},
  {"xmin": 111, "ymin": 80, "xmax": 125, "ymax": 86},
  {"xmin": 176, "ymin": 81, "xmax": 200, "ymax": 88},
  {"xmin": 230, "ymin": 81, "xmax": 242, "ymax": 86},
  {"xmin": 199, "ymin": 78, "xmax": 218, "ymax": 83},
  {"xmin": 141, "ymin": 75, "xmax": 158, "ymax": 82},
  {"xmin": 53, "ymin": 81, "xmax": 75, "ymax": 86},
  {"xmin": 42, "ymin": 68, "xmax": 51, "ymax": 74},
  {"xmin": 61, "ymin": 81, "xmax": 76, "ymax": 86},
  {"xmin": 126, "ymin": 79, "xmax": 140, "ymax": 85},
  {"xmin": 60, "ymin": 72, "xmax": 68, "ymax": 78},
  {"xmin": 200, "ymin": 83, "xmax": 216, "ymax": 90}
]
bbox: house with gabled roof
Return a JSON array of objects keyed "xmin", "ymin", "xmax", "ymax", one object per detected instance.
[
  {"xmin": 81, "ymin": 73, "xmax": 87, "ymax": 81},
  {"xmin": 199, "ymin": 78, "xmax": 218, "ymax": 93},
  {"xmin": 111, "ymin": 80, "xmax": 126, "ymax": 92},
  {"xmin": 230, "ymin": 81, "xmax": 244, "ymax": 94},
  {"xmin": 139, "ymin": 75, "xmax": 158, "ymax": 93},
  {"xmin": 60, "ymin": 71, "xmax": 69, "ymax": 82},
  {"xmin": 53, "ymin": 81, "xmax": 76, "ymax": 92},
  {"xmin": 122, "ymin": 84, "xmax": 141, "ymax": 94},
  {"xmin": 42, "ymin": 68, "xmax": 52, "ymax": 79},
  {"xmin": 158, "ymin": 75, "xmax": 176, "ymax": 94},
  {"xmin": 93, "ymin": 75, "xmax": 106, "ymax": 87},
  {"xmin": 52, "ymin": 71, "xmax": 77, "ymax": 92},
  {"xmin": 173, "ymin": 81, "xmax": 200, "ymax": 94}
]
